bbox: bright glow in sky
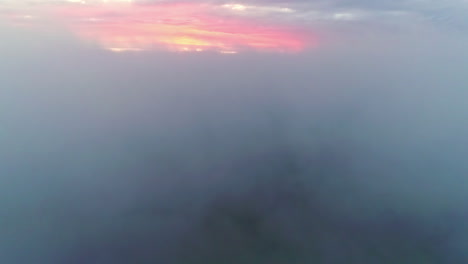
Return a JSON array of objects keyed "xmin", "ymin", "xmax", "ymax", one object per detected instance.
[
  {"xmin": 57, "ymin": 3, "xmax": 313, "ymax": 53},
  {"xmin": 0, "ymin": 1, "xmax": 315, "ymax": 53},
  {"xmin": 3, "ymin": 0, "xmax": 466, "ymax": 53}
]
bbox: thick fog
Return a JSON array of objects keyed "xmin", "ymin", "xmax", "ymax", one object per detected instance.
[{"xmin": 1, "ymin": 6, "xmax": 468, "ymax": 263}]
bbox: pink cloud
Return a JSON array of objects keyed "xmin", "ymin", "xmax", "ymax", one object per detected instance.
[{"xmin": 50, "ymin": 2, "xmax": 316, "ymax": 53}]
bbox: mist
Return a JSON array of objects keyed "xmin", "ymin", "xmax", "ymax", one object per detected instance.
[{"xmin": 1, "ymin": 15, "xmax": 468, "ymax": 263}]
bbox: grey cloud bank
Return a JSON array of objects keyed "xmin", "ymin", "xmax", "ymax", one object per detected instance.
[{"xmin": 1, "ymin": 7, "xmax": 468, "ymax": 264}]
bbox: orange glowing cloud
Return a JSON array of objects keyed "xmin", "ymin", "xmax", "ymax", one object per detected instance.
[{"xmin": 51, "ymin": 2, "xmax": 315, "ymax": 53}]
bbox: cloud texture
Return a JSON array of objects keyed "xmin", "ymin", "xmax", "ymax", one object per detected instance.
[{"xmin": 1, "ymin": 0, "xmax": 468, "ymax": 263}]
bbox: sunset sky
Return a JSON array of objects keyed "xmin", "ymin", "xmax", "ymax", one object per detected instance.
[
  {"xmin": 2, "ymin": 0, "xmax": 467, "ymax": 53},
  {"xmin": 1, "ymin": 0, "xmax": 316, "ymax": 53}
]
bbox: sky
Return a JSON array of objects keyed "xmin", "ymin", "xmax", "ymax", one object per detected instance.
[
  {"xmin": 2, "ymin": 0, "xmax": 467, "ymax": 53},
  {"xmin": 1, "ymin": 0, "xmax": 468, "ymax": 263}
]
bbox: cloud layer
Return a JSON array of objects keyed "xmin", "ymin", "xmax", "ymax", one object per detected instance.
[{"xmin": 1, "ymin": 0, "xmax": 468, "ymax": 264}]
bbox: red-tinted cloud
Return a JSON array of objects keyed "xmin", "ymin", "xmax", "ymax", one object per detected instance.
[{"xmin": 52, "ymin": 2, "xmax": 315, "ymax": 53}]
